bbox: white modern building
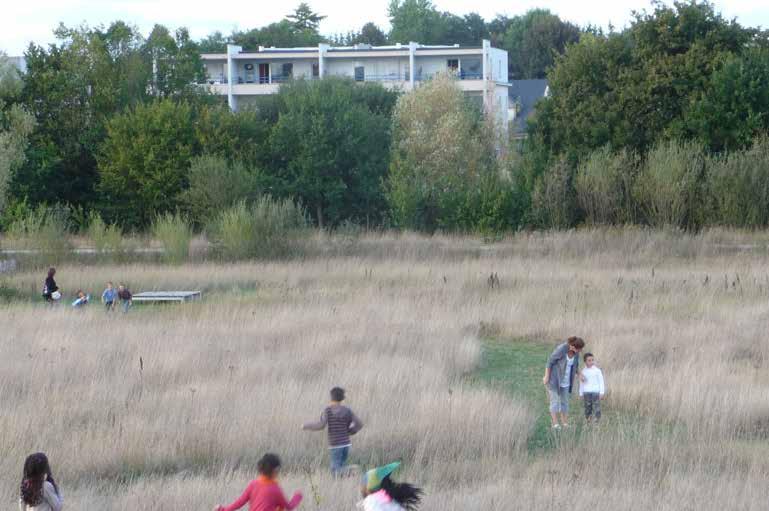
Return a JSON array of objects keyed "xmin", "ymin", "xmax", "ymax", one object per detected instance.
[{"xmin": 200, "ymin": 40, "xmax": 510, "ymax": 129}]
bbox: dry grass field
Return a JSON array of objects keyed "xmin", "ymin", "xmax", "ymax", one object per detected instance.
[{"xmin": 2, "ymin": 228, "xmax": 769, "ymax": 510}]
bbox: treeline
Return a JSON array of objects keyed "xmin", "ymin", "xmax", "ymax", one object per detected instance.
[
  {"xmin": 2, "ymin": 1, "xmax": 769, "ymax": 242},
  {"xmin": 526, "ymin": 0, "xmax": 769, "ymax": 229}
]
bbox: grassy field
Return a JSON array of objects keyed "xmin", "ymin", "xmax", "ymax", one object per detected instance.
[{"xmin": 2, "ymin": 229, "xmax": 769, "ymax": 510}]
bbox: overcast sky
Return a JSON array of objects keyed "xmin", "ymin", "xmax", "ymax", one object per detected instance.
[{"xmin": 3, "ymin": 0, "xmax": 769, "ymax": 55}]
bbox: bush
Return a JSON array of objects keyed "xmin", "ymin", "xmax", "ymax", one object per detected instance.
[
  {"xmin": 7, "ymin": 203, "xmax": 72, "ymax": 260},
  {"xmin": 151, "ymin": 212, "xmax": 192, "ymax": 264},
  {"xmin": 633, "ymin": 140, "xmax": 705, "ymax": 229},
  {"xmin": 208, "ymin": 197, "xmax": 308, "ymax": 260},
  {"xmin": 705, "ymin": 136, "xmax": 769, "ymax": 228},
  {"xmin": 575, "ymin": 146, "xmax": 637, "ymax": 225},
  {"xmin": 531, "ymin": 158, "xmax": 577, "ymax": 229},
  {"xmin": 87, "ymin": 211, "xmax": 124, "ymax": 258},
  {"xmin": 180, "ymin": 155, "xmax": 262, "ymax": 226}
]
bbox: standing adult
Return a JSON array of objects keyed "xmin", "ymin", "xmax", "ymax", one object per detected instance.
[
  {"xmin": 42, "ymin": 268, "xmax": 60, "ymax": 303},
  {"xmin": 542, "ymin": 336, "xmax": 585, "ymax": 429}
]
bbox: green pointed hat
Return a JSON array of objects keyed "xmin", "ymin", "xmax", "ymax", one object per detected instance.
[{"xmin": 363, "ymin": 461, "xmax": 401, "ymax": 493}]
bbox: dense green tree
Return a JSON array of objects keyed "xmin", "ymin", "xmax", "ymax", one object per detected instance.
[
  {"xmin": 388, "ymin": 0, "xmax": 445, "ymax": 43},
  {"xmin": 682, "ymin": 48, "xmax": 769, "ymax": 152},
  {"xmin": 498, "ymin": 9, "xmax": 581, "ymax": 79},
  {"xmin": 533, "ymin": 1, "xmax": 761, "ymax": 161},
  {"xmin": 97, "ymin": 100, "xmax": 197, "ymax": 227},
  {"xmin": 354, "ymin": 22, "xmax": 389, "ymax": 46},
  {"xmin": 268, "ymin": 78, "xmax": 396, "ymax": 227}
]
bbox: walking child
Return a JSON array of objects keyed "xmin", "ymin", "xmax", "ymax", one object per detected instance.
[
  {"xmin": 19, "ymin": 452, "xmax": 62, "ymax": 511},
  {"xmin": 117, "ymin": 284, "xmax": 132, "ymax": 313},
  {"xmin": 42, "ymin": 268, "xmax": 60, "ymax": 304},
  {"xmin": 303, "ymin": 387, "xmax": 363, "ymax": 476},
  {"xmin": 579, "ymin": 353, "xmax": 605, "ymax": 423},
  {"xmin": 214, "ymin": 453, "xmax": 302, "ymax": 511},
  {"xmin": 102, "ymin": 282, "xmax": 117, "ymax": 312}
]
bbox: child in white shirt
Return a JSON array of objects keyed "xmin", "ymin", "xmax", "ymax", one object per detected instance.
[{"xmin": 579, "ymin": 353, "xmax": 605, "ymax": 423}]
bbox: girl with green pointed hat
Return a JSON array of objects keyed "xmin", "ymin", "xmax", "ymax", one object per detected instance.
[{"xmin": 357, "ymin": 461, "xmax": 422, "ymax": 511}]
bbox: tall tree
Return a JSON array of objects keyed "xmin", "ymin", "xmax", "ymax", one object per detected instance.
[
  {"xmin": 533, "ymin": 1, "xmax": 759, "ymax": 161},
  {"xmin": 287, "ymin": 3, "xmax": 326, "ymax": 32},
  {"xmin": 354, "ymin": 22, "xmax": 389, "ymax": 46},
  {"xmin": 97, "ymin": 100, "xmax": 197, "ymax": 228},
  {"xmin": 388, "ymin": 0, "xmax": 445, "ymax": 44},
  {"xmin": 267, "ymin": 78, "xmax": 396, "ymax": 227},
  {"xmin": 501, "ymin": 9, "xmax": 581, "ymax": 79},
  {"xmin": 144, "ymin": 25, "xmax": 205, "ymax": 97}
]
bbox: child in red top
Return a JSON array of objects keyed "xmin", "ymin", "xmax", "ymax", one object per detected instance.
[{"xmin": 214, "ymin": 453, "xmax": 302, "ymax": 511}]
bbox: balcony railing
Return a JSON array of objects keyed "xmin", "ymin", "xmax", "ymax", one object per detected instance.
[{"xmin": 201, "ymin": 70, "xmax": 485, "ymax": 86}]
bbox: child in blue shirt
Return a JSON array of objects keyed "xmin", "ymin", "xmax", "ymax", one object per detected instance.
[{"xmin": 102, "ymin": 282, "xmax": 117, "ymax": 312}]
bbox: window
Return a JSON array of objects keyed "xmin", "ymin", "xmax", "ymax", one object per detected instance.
[
  {"xmin": 312, "ymin": 63, "xmax": 320, "ymax": 78},
  {"xmin": 281, "ymin": 63, "xmax": 293, "ymax": 78},
  {"xmin": 460, "ymin": 58, "xmax": 482, "ymax": 79},
  {"xmin": 447, "ymin": 59, "xmax": 459, "ymax": 71},
  {"xmin": 354, "ymin": 66, "xmax": 365, "ymax": 82}
]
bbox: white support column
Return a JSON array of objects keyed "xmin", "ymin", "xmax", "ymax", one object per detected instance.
[
  {"xmin": 318, "ymin": 43, "xmax": 329, "ymax": 78},
  {"xmin": 408, "ymin": 41, "xmax": 417, "ymax": 89},
  {"xmin": 226, "ymin": 44, "xmax": 242, "ymax": 112},
  {"xmin": 481, "ymin": 39, "xmax": 491, "ymax": 115}
]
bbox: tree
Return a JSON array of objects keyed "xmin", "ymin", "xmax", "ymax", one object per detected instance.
[
  {"xmin": 388, "ymin": 0, "xmax": 445, "ymax": 43},
  {"xmin": 198, "ymin": 31, "xmax": 229, "ymax": 53},
  {"xmin": 683, "ymin": 48, "xmax": 769, "ymax": 152},
  {"xmin": 386, "ymin": 73, "xmax": 509, "ymax": 231},
  {"xmin": 267, "ymin": 78, "xmax": 396, "ymax": 227},
  {"xmin": 500, "ymin": 9, "xmax": 581, "ymax": 79},
  {"xmin": 532, "ymin": 1, "xmax": 759, "ymax": 162},
  {"xmin": 287, "ymin": 3, "xmax": 326, "ymax": 32},
  {"xmin": 97, "ymin": 100, "xmax": 197, "ymax": 228},
  {"xmin": 354, "ymin": 23, "xmax": 389, "ymax": 46},
  {"xmin": 144, "ymin": 25, "xmax": 205, "ymax": 97},
  {"xmin": 232, "ymin": 20, "xmax": 325, "ymax": 49}
]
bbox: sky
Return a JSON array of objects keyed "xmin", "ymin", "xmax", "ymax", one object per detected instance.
[{"xmin": 2, "ymin": 0, "xmax": 769, "ymax": 55}]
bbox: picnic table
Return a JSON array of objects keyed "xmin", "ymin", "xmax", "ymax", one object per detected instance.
[{"xmin": 132, "ymin": 291, "xmax": 201, "ymax": 303}]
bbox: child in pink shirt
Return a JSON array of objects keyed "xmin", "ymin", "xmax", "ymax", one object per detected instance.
[{"xmin": 214, "ymin": 453, "xmax": 302, "ymax": 511}]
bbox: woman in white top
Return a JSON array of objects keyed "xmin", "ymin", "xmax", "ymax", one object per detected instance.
[{"xmin": 19, "ymin": 453, "xmax": 63, "ymax": 511}]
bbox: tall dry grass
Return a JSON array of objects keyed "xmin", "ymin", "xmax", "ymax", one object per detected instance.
[{"xmin": 2, "ymin": 229, "xmax": 769, "ymax": 509}]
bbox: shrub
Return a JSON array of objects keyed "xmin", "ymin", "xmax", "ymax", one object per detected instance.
[
  {"xmin": 151, "ymin": 212, "xmax": 192, "ymax": 264},
  {"xmin": 180, "ymin": 155, "xmax": 262, "ymax": 226},
  {"xmin": 7, "ymin": 203, "xmax": 72, "ymax": 260},
  {"xmin": 87, "ymin": 211, "xmax": 124, "ymax": 258},
  {"xmin": 531, "ymin": 158, "xmax": 577, "ymax": 229},
  {"xmin": 575, "ymin": 146, "xmax": 637, "ymax": 225},
  {"xmin": 634, "ymin": 140, "xmax": 705, "ymax": 229},
  {"xmin": 208, "ymin": 197, "xmax": 308, "ymax": 261},
  {"xmin": 705, "ymin": 136, "xmax": 769, "ymax": 228}
]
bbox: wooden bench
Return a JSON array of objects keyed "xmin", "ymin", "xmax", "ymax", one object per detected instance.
[{"xmin": 132, "ymin": 291, "xmax": 202, "ymax": 303}]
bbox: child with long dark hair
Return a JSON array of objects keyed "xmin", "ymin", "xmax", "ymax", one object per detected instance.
[
  {"xmin": 19, "ymin": 452, "xmax": 62, "ymax": 511},
  {"xmin": 359, "ymin": 462, "xmax": 422, "ymax": 511},
  {"xmin": 214, "ymin": 453, "xmax": 302, "ymax": 511}
]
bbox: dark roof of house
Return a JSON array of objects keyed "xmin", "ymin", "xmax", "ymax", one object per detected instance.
[{"xmin": 509, "ymin": 79, "xmax": 548, "ymax": 136}]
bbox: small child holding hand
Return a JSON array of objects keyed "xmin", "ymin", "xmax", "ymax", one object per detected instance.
[{"xmin": 579, "ymin": 353, "xmax": 605, "ymax": 423}]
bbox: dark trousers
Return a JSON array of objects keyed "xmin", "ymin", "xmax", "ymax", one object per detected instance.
[{"xmin": 583, "ymin": 392, "xmax": 601, "ymax": 419}]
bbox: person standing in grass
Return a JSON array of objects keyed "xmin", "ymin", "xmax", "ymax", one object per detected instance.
[
  {"xmin": 42, "ymin": 268, "xmax": 60, "ymax": 304},
  {"xmin": 117, "ymin": 284, "xmax": 132, "ymax": 313},
  {"xmin": 358, "ymin": 461, "xmax": 422, "ymax": 511},
  {"xmin": 214, "ymin": 453, "xmax": 302, "ymax": 511},
  {"xmin": 19, "ymin": 452, "xmax": 62, "ymax": 511},
  {"xmin": 302, "ymin": 387, "xmax": 364, "ymax": 476},
  {"xmin": 102, "ymin": 282, "xmax": 117, "ymax": 312},
  {"xmin": 579, "ymin": 352, "xmax": 605, "ymax": 424},
  {"xmin": 542, "ymin": 336, "xmax": 585, "ymax": 429}
]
